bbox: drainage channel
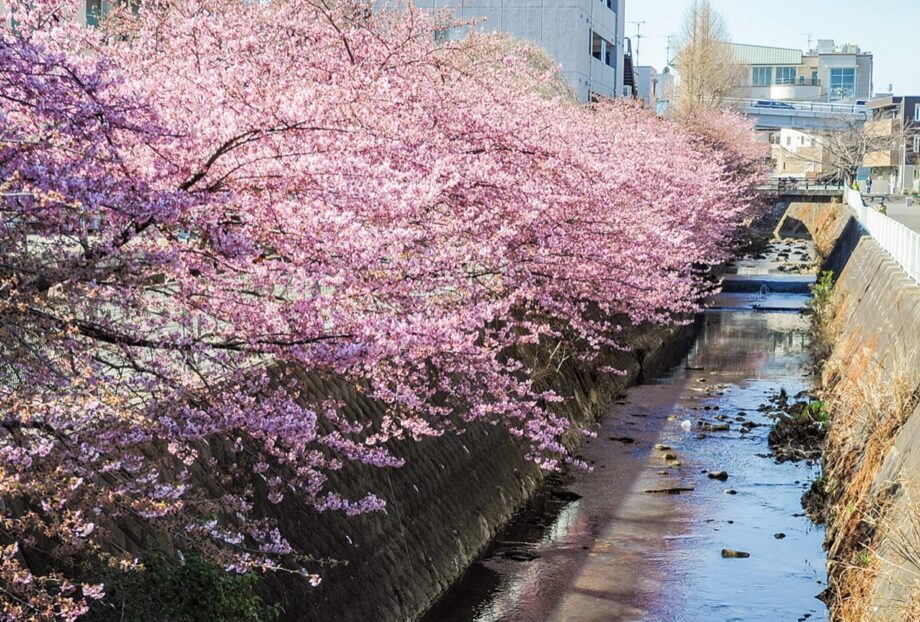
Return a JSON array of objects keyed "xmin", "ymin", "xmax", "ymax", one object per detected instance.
[{"xmin": 422, "ymin": 238, "xmax": 828, "ymax": 622}]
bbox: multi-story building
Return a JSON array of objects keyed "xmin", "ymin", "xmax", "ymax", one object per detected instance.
[
  {"xmin": 772, "ymin": 128, "xmax": 830, "ymax": 178},
  {"xmin": 35, "ymin": 0, "xmax": 627, "ymax": 103},
  {"xmin": 414, "ymin": 0, "xmax": 627, "ymax": 102},
  {"xmin": 726, "ymin": 39, "xmax": 873, "ymax": 104},
  {"xmin": 863, "ymin": 96, "xmax": 920, "ymax": 195},
  {"xmin": 3, "ymin": 0, "xmax": 111, "ymax": 26}
]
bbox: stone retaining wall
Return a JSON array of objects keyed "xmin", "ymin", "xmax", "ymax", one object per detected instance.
[{"xmin": 787, "ymin": 202, "xmax": 920, "ymax": 620}]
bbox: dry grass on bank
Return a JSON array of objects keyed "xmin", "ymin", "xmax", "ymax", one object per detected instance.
[
  {"xmin": 822, "ymin": 354, "xmax": 920, "ymax": 621},
  {"xmin": 876, "ymin": 490, "xmax": 920, "ymax": 621}
]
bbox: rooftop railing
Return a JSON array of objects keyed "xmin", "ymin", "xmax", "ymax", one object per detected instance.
[{"xmin": 751, "ymin": 78, "xmax": 822, "ymax": 87}]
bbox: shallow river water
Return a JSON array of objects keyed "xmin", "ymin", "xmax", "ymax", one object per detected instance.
[{"xmin": 423, "ymin": 239, "xmax": 829, "ymax": 622}]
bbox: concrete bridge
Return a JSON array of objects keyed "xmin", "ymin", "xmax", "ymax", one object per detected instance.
[
  {"xmin": 731, "ymin": 98, "xmax": 866, "ymax": 131},
  {"xmin": 757, "ymin": 180, "xmax": 845, "ymax": 199}
]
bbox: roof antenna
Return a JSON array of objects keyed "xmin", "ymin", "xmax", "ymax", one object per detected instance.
[{"xmin": 628, "ymin": 20, "xmax": 647, "ymax": 67}]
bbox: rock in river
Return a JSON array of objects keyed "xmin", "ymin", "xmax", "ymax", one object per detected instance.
[{"xmin": 721, "ymin": 549, "xmax": 751, "ymax": 559}]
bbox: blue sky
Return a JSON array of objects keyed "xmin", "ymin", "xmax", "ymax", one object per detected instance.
[{"xmin": 627, "ymin": 0, "xmax": 920, "ymax": 95}]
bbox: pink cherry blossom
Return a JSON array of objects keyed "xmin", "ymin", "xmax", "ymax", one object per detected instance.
[{"xmin": 0, "ymin": 0, "xmax": 765, "ymax": 615}]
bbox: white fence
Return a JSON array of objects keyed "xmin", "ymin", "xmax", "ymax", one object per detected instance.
[{"xmin": 844, "ymin": 187, "xmax": 920, "ymax": 284}]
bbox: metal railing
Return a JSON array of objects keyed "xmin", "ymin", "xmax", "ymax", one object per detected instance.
[
  {"xmin": 729, "ymin": 98, "xmax": 866, "ymax": 117},
  {"xmin": 845, "ymin": 187, "xmax": 920, "ymax": 284},
  {"xmin": 751, "ymin": 78, "xmax": 822, "ymax": 87},
  {"xmin": 758, "ymin": 179, "xmax": 845, "ymax": 193}
]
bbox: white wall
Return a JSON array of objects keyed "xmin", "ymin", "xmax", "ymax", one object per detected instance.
[
  {"xmin": 414, "ymin": 0, "xmax": 625, "ymax": 102},
  {"xmin": 635, "ymin": 66, "xmax": 657, "ymax": 105}
]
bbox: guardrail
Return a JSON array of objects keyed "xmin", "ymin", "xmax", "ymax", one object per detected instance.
[
  {"xmin": 728, "ymin": 98, "xmax": 866, "ymax": 117},
  {"xmin": 845, "ymin": 186, "xmax": 920, "ymax": 284},
  {"xmin": 758, "ymin": 179, "xmax": 845, "ymax": 194}
]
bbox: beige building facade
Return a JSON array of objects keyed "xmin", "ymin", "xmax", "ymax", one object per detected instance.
[
  {"xmin": 726, "ymin": 40, "xmax": 873, "ymax": 104},
  {"xmin": 863, "ymin": 96, "xmax": 920, "ymax": 195},
  {"xmin": 772, "ymin": 128, "xmax": 830, "ymax": 177}
]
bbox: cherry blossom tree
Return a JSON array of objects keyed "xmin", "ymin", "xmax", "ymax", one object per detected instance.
[{"xmin": 1, "ymin": 0, "xmax": 765, "ymax": 616}]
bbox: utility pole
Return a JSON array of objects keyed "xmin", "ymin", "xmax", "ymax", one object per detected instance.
[
  {"xmin": 665, "ymin": 35, "xmax": 675, "ymax": 68},
  {"xmin": 806, "ymin": 33, "xmax": 813, "ymax": 52},
  {"xmin": 628, "ymin": 20, "xmax": 646, "ymax": 67}
]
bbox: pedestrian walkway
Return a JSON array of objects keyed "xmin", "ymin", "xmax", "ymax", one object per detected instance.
[
  {"xmin": 884, "ymin": 199, "xmax": 920, "ymax": 235},
  {"xmin": 846, "ymin": 188, "xmax": 920, "ymax": 284}
]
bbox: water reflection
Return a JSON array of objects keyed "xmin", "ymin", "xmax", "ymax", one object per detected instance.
[{"xmin": 423, "ymin": 242, "xmax": 827, "ymax": 622}]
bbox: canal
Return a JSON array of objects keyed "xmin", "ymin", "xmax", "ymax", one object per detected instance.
[{"xmin": 422, "ymin": 238, "xmax": 828, "ymax": 622}]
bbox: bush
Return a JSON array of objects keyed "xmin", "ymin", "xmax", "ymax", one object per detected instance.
[{"xmin": 90, "ymin": 553, "xmax": 280, "ymax": 622}]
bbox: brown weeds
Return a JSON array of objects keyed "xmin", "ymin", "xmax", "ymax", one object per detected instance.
[{"xmin": 821, "ymin": 353, "xmax": 920, "ymax": 621}]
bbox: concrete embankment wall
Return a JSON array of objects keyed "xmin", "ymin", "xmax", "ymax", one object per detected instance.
[
  {"xmin": 255, "ymin": 322, "xmax": 698, "ymax": 621},
  {"xmin": 783, "ymin": 202, "xmax": 920, "ymax": 620}
]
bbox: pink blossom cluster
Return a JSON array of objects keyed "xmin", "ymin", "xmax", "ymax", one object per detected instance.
[{"xmin": 0, "ymin": 0, "xmax": 765, "ymax": 615}]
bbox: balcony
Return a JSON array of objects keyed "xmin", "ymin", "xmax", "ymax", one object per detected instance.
[
  {"xmin": 865, "ymin": 118, "xmax": 899, "ymax": 137},
  {"xmin": 864, "ymin": 150, "xmax": 899, "ymax": 167},
  {"xmin": 747, "ymin": 84, "xmax": 822, "ymax": 102},
  {"xmin": 752, "ymin": 78, "xmax": 822, "ymax": 88}
]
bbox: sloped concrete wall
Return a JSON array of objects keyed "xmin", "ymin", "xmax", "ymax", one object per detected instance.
[
  {"xmin": 775, "ymin": 201, "xmax": 861, "ymax": 276},
  {"xmin": 823, "ymin": 240, "xmax": 920, "ymax": 618},
  {"xmin": 254, "ymin": 322, "xmax": 698, "ymax": 621}
]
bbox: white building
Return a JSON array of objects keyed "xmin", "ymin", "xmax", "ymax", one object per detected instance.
[
  {"xmin": 727, "ymin": 39, "xmax": 873, "ymax": 104},
  {"xmin": 415, "ymin": 0, "xmax": 627, "ymax": 102},
  {"xmin": 635, "ymin": 66, "xmax": 658, "ymax": 108},
  {"xmin": 48, "ymin": 0, "xmax": 627, "ymax": 104},
  {"xmin": 772, "ymin": 128, "xmax": 828, "ymax": 178}
]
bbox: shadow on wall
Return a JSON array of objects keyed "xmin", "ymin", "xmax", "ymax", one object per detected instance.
[
  {"xmin": 775, "ymin": 202, "xmax": 862, "ymax": 277},
  {"xmin": 822, "ymin": 217, "xmax": 863, "ymax": 278}
]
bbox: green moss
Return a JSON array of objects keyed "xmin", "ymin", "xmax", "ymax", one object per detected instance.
[
  {"xmin": 807, "ymin": 270, "xmax": 836, "ymax": 364},
  {"xmin": 90, "ymin": 552, "xmax": 280, "ymax": 622},
  {"xmin": 795, "ymin": 400, "xmax": 829, "ymax": 424},
  {"xmin": 811, "ymin": 475, "xmax": 826, "ymax": 495}
]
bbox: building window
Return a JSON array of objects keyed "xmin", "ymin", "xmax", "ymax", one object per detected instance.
[
  {"xmin": 829, "ymin": 67, "xmax": 856, "ymax": 102},
  {"xmin": 434, "ymin": 28, "xmax": 459, "ymax": 43},
  {"xmin": 915, "ymin": 105, "xmax": 920, "ymax": 123},
  {"xmin": 86, "ymin": 0, "xmax": 102, "ymax": 26},
  {"xmin": 776, "ymin": 67, "xmax": 797, "ymax": 85},
  {"xmin": 914, "ymin": 135, "xmax": 920, "ymax": 153},
  {"xmin": 752, "ymin": 66, "xmax": 772, "ymax": 87},
  {"xmin": 811, "ymin": 70, "xmax": 819, "ymax": 85},
  {"xmin": 590, "ymin": 32, "xmax": 615, "ymax": 67},
  {"xmin": 591, "ymin": 32, "xmax": 603, "ymax": 61}
]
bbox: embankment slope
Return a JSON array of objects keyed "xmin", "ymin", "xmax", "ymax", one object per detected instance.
[{"xmin": 782, "ymin": 201, "xmax": 920, "ymax": 621}]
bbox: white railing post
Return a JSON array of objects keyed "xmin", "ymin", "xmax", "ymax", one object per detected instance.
[{"xmin": 845, "ymin": 187, "xmax": 920, "ymax": 284}]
